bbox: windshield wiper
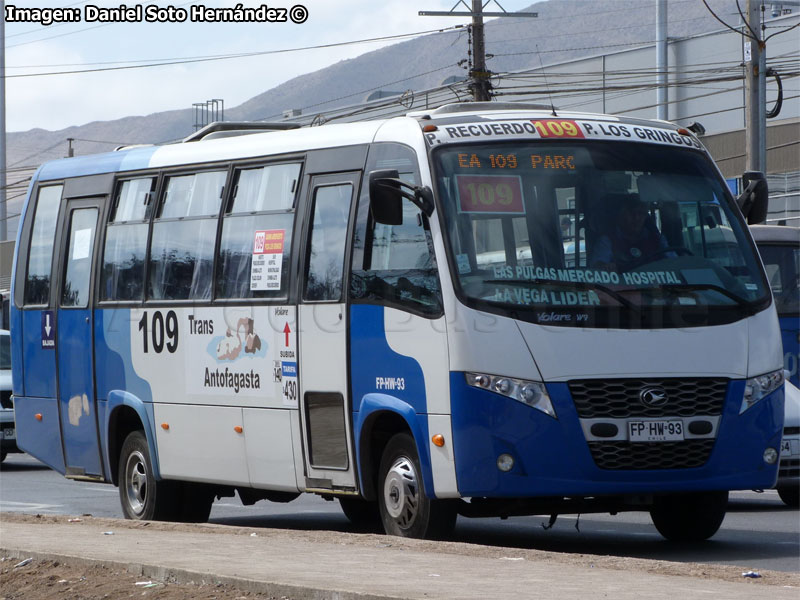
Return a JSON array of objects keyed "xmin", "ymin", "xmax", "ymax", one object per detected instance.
[
  {"xmin": 484, "ymin": 278, "xmax": 640, "ymax": 313},
  {"xmin": 659, "ymin": 283, "xmax": 757, "ymax": 308},
  {"xmin": 621, "ymin": 283, "xmax": 758, "ymax": 309}
]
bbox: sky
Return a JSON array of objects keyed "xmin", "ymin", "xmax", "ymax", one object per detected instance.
[{"xmin": 3, "ymin": 0, "xmax": 541, "ymax": 132}]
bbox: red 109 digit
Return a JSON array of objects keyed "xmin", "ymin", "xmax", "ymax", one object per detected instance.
[{"xmin": 464, "ymin": 182, "xmax": 515, "ymax": 207}]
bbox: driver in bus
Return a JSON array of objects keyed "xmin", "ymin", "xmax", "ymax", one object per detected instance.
[{"xmin": 592, "ymin": 193, "xmax": 674, "ymax": 271}]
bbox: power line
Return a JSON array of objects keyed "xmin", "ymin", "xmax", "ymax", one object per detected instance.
[
  {"xmin": 255, "ymin": 62, "xmax": 463, "ymax": 122},
  {"xmin": 5, "ymin": 26, "xmax": 462, "ymax": 79}
]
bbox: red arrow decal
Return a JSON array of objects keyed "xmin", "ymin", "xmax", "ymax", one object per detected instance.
[{"xmin": 283, "ymin": 322, "xmax": 291, "ymax": 347}]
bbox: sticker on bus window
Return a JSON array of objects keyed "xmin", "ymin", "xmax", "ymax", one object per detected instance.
[
  {"xmin": 251, "ymin": 229, "xmax": 285, "ymax": 291},
  {"xmin": 456, "ymin": 174, "xmax": 525, "ymax": 215}
]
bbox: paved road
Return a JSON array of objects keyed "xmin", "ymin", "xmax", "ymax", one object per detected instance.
[{"xmin": 2, "ymin": 453, "xmax": 798, "ymax": 573}]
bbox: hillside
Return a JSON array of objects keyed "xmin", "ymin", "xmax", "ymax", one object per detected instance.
[{"xmin": 7, "ymin": 0, "xmax": 735, "ymax": 166}]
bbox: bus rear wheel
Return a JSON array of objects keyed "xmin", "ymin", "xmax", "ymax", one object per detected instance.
[
  {"xmin": 650, "ymin": 491, "xmax": 728, "ymax": 541},
  {"xmin": 118, "ymin": 430, "xmax": 178, "ymax": 521},
  {"xmin": 176, "ymin": 483, "xmax": 215, "ymax": 523},
  {"xmin": 377, "ymin": 433, "xmax": 456, "ymax": 539}
]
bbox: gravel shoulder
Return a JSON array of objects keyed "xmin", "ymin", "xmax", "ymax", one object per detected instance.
[{"xmin": 1, "ymin": 512, "xmax": 798, "ymax": 599}]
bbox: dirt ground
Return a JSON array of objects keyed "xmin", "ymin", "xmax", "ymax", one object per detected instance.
[
  {"xmin": 1, "ymin": 512, "xmax": 799, "ymax": 599},
  {"xmin": 0, "ymin": 557, "xmax": 286, "ymax": 600}
]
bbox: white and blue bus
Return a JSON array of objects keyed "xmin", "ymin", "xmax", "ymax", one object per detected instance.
[{"xmin": 11, "ymin": 103, "xmax": 785, "ymax": 540}]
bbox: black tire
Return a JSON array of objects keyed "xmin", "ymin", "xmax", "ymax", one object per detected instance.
[
  {"xmin": 339, "ymin": 497, "xmax": 382, "ymax": 532},
  {"xmin": 777, "ymin": 485, "xmax": 799, "ymax": 508},
  {"xmin": 377, "ymin": 433, "xmax": 457, "ymax": 539},
  {"xmin": 650, "ymin": 491, "xmax": 728, "ymax": 541},
  {"xmin": 176, "ymin": 482, "xmax": 215, "ymax": 523},
  {"xmin": 0, "ymin": 450, "xmax": 6, "ymax": 463},
  {"xmin": 118, "ymin": 431, "xmax": 179, "ymax": 521}
]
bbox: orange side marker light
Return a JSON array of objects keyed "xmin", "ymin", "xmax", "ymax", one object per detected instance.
[
  {"xmin": 161, "ymin": 423, "xmax": 170, "ymax": 430},
  {"xmin": 432, "ymin": 434, "xmax": 445, "ymax": 447},
  {"xmin": 34, "ymin": 413, "xmax": 43, "ymax": 422},
  {"xmin": 234, "ymin": 426, "xmax": 243, "ymax": 434}
]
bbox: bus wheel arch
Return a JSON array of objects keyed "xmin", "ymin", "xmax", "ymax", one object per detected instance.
[
  {"xmin": 358, "ymin": 409, "xmax": 411, "ymax": 502},
  {"xmin": 108, "ymin": 404, "xmax": 149, "ymax": 487}
]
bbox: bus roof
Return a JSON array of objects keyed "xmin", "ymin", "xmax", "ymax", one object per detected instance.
[
  {"xmin": 750, "ymin": 224, "xmax": 800, "ymax": 245},
  {"xmin": 35, "ymin": 119, "xmax": 390, "ymax": 182},
  {"xmin": 33, "ymin": 102, "xmax": 704, "ymax": 183}
]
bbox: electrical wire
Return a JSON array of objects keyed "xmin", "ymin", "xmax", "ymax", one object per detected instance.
[{"xmin": 5, "ymin": 26, "xmax": 463, "ymax": 78}]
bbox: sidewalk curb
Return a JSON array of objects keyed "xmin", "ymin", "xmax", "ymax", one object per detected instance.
[{"xmin": 1, "ymin": 547, "xmax": 396, "ymax": 600}]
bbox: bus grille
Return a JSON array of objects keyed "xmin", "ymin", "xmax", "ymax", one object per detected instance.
[
  {"xmin": 569, "ymin": 378, "xmax": 728, "ymax": 419},
  {"xmin": 779, "ymin": 458, "xmax": 800, "ymax": 479},
  {"xmin": 588, "ymin": 440, "xmax": 715, "ymax": 470}
]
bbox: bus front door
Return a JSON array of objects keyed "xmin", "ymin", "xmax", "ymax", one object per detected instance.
[
  {"xmin": 56, "ymin": 198, "xmax": 103, "ymax": 479},
  {"xmin": 297, "ymin": 173, "xmax": 359, "ymax": 491}
]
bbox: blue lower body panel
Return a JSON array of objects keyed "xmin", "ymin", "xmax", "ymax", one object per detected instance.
[
  {"xmin": 450, "ymin": 374, "xmax": 783, "ymax": 497},
  {"xmin": 14, "ymin": 396, "xmax": 65, "ymax": 474}
]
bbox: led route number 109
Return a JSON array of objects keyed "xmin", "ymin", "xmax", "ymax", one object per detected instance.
[{"xmin": 456, "ymin": 174, "xmax": 525, "ymax": 215}]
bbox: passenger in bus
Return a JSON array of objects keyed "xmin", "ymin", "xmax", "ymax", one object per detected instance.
[{"xmin": 592, "ymin": 194, "xmax": 673, "ymax": 270}]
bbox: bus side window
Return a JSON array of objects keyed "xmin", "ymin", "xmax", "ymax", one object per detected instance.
[
  {"xmin": 216, "ymin": 163, "xmax": 300, "ymax": 300},
  {"xmin": 148, "ymin": 171, "xmax": 226, "ymax": 301},
  {"xmin": 61, "ymin": 208, "xmax": 99, "ymax": 308},
  {"xmin": 350, "ymin": 144, "xmax": 442, "ymax": 316},
  {"xmin": 304, "ymin": 184, "xmax": 352, "ymax": 302},
  {"xmin": 100, "ymin": 177, "xmax": 155, "ymax": 302},
  {"xmin": 24, "ymin": 185, "xmax": 63, "ymax": 306}
]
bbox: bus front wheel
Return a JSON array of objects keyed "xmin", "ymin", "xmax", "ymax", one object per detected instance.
[
  {"xmin": 377, "ymin": 433, "xmax": 456, "ymax": 539},
  {"xmin": 650, "ymin": 491, "xmax": 728, "ymax": 541},
  {"xmin": 777, "ymin": 485, "xmax": 799, "ymax": 508},
  {"xmin": 339, "ymin": 497, "xmax": 382, "ymax": 531},
  {"xmin": 118, "ymin": 430, "xmax": 177, "ymax": 521}
]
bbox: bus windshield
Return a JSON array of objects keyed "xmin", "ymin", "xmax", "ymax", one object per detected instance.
[{"xmin": 433, "ymin": 141, "xmax": 770, "ymax": 327}]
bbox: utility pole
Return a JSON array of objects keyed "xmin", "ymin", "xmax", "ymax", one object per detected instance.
[
  {"xmin": 745, "ymin": 0, "xmax": 767, "ymax": 172},
  {"xmin": 470, "ymin": 0, "xmax": 490, "ymax": 101},
  {"xmin": 0, "ymin": 0, "xmax": 7, "ymax": 241},
  {"xmin": 655, "ymin": 0, "xmax": 668, "ymax": 121},
  {"xmin": 419, "ymin": 1, "xmax": 538, "ymax": 102}
]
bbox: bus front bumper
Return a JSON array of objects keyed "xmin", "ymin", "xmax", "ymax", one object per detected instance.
[{"xmin": 449, "ymin": 374, "xmax": 783, "ymax": 498}]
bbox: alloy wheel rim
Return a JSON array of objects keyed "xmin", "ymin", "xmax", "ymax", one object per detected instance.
[
  {"xmin": 383, "ymin": 456, "xmax": 419, "ymax": 529},
  {"xmin": 124, "ymin": 450, "xmax": 148, "ymax": 516}
]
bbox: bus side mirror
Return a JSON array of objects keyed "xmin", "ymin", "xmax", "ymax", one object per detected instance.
[
  {"xmin": 369, "ymin": 169, "xmax": 404, "ymax": 225},
  {"xmin": 737, "ymin": 171, "xmax": 769, "ymax": 225},
  {"xmin": 368, "ymin": 169, "xmax": 435, "ymax": 226}
]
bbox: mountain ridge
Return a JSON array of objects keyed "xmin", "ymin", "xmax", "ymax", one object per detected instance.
[{"xmin": 7, "ymin": 0, "xmax": 735, "ymax": 168}]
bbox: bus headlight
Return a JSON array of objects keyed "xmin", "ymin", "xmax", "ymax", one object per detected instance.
[
  {"xmin": 740, "ymin": 369, "xmax": 784, "ymax": 414},
  {"xmin": 466, "ymin": 372, "xmax": 557, "ymax": 418}
]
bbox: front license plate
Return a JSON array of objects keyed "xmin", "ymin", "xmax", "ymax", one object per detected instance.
[
  {"xmin": 2, "ymin": 427, "xmax": 15, "ymax": 440},
  {"xmin": 628, "ymin": 420, "xmax": 684, "ymax": 442},
  {"xmin": 781, "ymin": 439, "xmax": 799, "ymax": 457}
]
